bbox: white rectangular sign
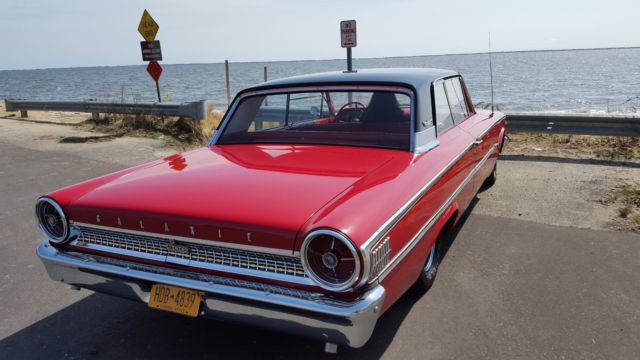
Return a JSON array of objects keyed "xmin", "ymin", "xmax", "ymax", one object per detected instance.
[{"xmin": 340, "ymin": 20, "xmax": 357, "ymax": 48}]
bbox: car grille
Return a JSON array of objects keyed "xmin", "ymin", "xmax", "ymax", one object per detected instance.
[{"xmin": 72, "ymin": 226, "xmax": 307, "ymax": 278}]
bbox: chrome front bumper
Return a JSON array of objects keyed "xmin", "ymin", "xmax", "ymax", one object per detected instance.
[{"xmin": 36, "ymin": 241, "xmax": 385, "ymax": 348}]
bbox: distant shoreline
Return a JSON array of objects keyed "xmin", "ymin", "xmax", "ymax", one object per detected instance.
[{"xmin": 2, "ymin": 46, "xmax": 638, "ymax": 72}]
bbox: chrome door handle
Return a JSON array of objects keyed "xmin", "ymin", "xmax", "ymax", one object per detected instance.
[{"xmin": 473, "ymin": 139, "xmax": 483, "ymax": 145}]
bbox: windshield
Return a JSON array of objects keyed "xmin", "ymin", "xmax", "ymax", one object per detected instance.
[{"xmin": 217, "ymin": 89, "xmax": 412, "ymax": 150}]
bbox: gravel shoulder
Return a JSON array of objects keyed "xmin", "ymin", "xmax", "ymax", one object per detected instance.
[
  {"xmin": 475, "ymin": 158, "xmax": 640, "ymax": 231},
  {"xmin": 0, "ymin": 113, "xmax": 174, "ymax": 167}
]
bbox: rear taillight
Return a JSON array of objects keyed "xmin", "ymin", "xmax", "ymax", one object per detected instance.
[
  {"xmin": 301, "ymin": 230, "xmax": 360, "ymax": 291},
  {"xmin": 35, "ymin": 197, "xmax": 69, "ymax": 243}
]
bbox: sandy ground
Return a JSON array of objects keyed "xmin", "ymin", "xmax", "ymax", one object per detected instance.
[
  {"xmin": 0, "ymin": 104, "xmax": 174, "ymax": 166},
  {"xmin": 475, "ymin": 157, "xmax": 639, "ymax": 231}
]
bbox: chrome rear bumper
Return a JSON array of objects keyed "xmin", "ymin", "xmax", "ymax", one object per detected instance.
[{"xmin": 36, "ymin": 241, "xmax": 385, "ymax": 348}]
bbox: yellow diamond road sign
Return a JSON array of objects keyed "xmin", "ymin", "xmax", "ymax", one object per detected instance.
[{"xmin": 138, "ymin": 10, "xmax": 159, "ymax": 42}]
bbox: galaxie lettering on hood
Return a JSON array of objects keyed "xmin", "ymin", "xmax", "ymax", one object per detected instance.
[{"xmin": 64, "ymin": 144, "xmax": 396, "ymax": 252}]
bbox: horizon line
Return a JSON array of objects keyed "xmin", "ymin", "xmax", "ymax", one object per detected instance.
[{"xmin": 2, "ymin": 45, "xmax": 638, "ymax": 72}]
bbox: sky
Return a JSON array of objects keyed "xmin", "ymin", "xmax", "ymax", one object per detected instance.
[{"xmin": 0, "ymin": 0, "xmax": 638, "ymax": 70}]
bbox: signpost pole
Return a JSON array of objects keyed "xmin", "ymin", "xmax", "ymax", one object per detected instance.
[
  {"xmin": 138, "ymin": 10, "xmax": 163, "ymax": 104},
  {"xmin": 340, "ymin": 20, "xmax": 356, "ymax": 73}
]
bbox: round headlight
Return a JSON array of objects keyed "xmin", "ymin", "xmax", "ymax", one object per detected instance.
[
  {"xmin": 301, "ymin": 229, "xmax": 361, "ymax": 291},
  {"xmin": 35, "ymin": 197, "xmax": 69, "ymax": 243}
]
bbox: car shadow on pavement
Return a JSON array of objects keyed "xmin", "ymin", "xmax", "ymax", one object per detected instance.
[
  {"xmin": 500, "ymin": 154, "xmax": 640, "ymax": 168},
  {"xmin": 0, "ymin": 291, "xmax": 419, "ymax": 359},
  {"xmin": 0, "ymin": 212, "xmax": 473, "ymax": 360},
  {"xmin": 437, "ymin": 196, "xmax": 478, "ymax": 263}
]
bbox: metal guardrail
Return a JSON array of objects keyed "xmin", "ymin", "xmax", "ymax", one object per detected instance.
[
  {"xmin": 4, "ymin": 99, "xmax": 640, "ymax": 136},
  {"xmin": 4, "ymin": 99, "xmax": 212, "ymax": 122},
  {"xmin": 506, "ymin": 112, "xmax": 640, "ymax": 137}
]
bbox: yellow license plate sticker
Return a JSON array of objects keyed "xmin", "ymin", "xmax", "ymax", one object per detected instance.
[{"xmin": 148, "ymin": 284, "xmax": 203, "ymax": 317}]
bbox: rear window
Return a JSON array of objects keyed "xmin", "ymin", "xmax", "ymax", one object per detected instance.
[{"xmin": 217, "ymin": 90, "xmax": 412, "ymax": 150}]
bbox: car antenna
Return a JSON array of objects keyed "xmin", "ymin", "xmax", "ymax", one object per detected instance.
[{"xmin": 488, "ymin": 32, "xmax": 495, "ymax": 117}]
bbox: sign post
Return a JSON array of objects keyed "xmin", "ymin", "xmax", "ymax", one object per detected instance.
[
  {"xmin": 340, "ymin": 20, "xmax": 357, "ymax": 72},
  {"xmin": 138, "ymin": 10, "xmax": 163, "ymax": 102},
  {"xmin": 147, "ymin": 61, "xmax": 163, "ymax": 103}
]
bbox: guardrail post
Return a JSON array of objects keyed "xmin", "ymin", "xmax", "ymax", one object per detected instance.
[
  {"xmin": 20, "ymin": 110, "xmax": 28, "ymax": 118},
  {"xmin": 192, "ymin": 100, "xmax": 206, "ymax": 124},
  {"xmin": 225, "ymin": 60, "xmax": 231, "ymax": 107}
]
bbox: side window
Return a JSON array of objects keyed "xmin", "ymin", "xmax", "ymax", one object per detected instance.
[
  {"xmin": 452, "ymin": 78, "xmax": 470, "ymax": 116},
  {"xmin": 252, "ymin": 94, "xmax": 287, "ymax": 131},
  {"xmin": 251, "ymin": 93, "xmax": 331, "ymax": 131},
  {"xmin": 444, "ymin": 78, "xmax": 468, "ymax": 124},
  {"xmin": 433, "ymin": 81, "xmax": 454, "ymax": 133}
]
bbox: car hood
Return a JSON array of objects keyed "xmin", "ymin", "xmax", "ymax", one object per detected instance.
[{"xmin": 65, "ymin": 144, "xmax": 396, "ymax": 252}]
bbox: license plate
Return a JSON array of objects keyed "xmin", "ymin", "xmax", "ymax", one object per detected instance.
[{"xmin": 148, "ymin": 284, "xmax": 203, "ymax": 317}]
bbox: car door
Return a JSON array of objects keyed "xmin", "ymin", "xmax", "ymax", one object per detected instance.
[
  {"xmin": 446, "ymin": 76, "xmax": 500, "ymax": 192},
  {"xmin": 432, "ymin": 79, "xmax": 476, "ymax": 215}
]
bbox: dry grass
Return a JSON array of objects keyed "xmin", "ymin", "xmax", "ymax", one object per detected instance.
[
  {"xmin": 77, "ymin": 106, "xmax": 225, "ymax": 150},
  {"xmin": 603, "ymin": 182, "xmax": 640, "ymax": 230},
  {"xmin": 200, "ymin": 109, "xmax": 224, "ymax": 138},
  {"xmin": 507, "ymin": 133, "xmax": 640, "ymax": 160}
]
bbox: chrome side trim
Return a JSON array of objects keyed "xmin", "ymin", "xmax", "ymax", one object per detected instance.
[
  {"xmin": 376, "ymin": 142, "xmax": 498, "ymax": 281},
  {"xmin": 355, "ymin": 140, "xmax": 475, "ymax": 288},
  {"xmin": 71, "ymin": 222, "xmax": 294, "ymax": 256},
  {"xmin": 37, "ymin": 242, "xmax": 386, "ymax": 348},
  {"xmin": 359, "ymin": 140, "xmax": 475, "ymax": 252},
  {"xmin": 360, "ymin": 114, "xmax": 505, "ymax": 258}
]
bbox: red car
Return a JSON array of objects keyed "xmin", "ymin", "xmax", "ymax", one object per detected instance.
[{"xmin": 36, "ymin": 68, "xmax": 507, "ymax": 353}]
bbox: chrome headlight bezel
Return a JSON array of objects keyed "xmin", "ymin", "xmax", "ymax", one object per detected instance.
[
  {"xmin": 35, "ymin": 197, "xmax": 69, "ymax": 243},
  {"xmin": 300, "ymin": 229, "xmax": 361, "ymax": 292}
]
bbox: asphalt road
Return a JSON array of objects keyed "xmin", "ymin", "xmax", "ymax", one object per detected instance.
[{"xmin": 0, "ymin": 138, "xmax": 639, "ymax": 360}]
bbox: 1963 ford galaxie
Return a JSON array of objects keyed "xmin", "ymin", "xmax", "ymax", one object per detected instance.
[{"xmin": 36, "ymin": 68, "xmax": 507, "ymax": 353}]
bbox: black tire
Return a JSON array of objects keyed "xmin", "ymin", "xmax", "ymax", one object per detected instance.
[
  {"xmin": 483, "ymin": 162, "xmax": 497, "ymax": 188},
  {"xmin": 412, "ymin": 236, "xmax": 441, "ymax": 293}
]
